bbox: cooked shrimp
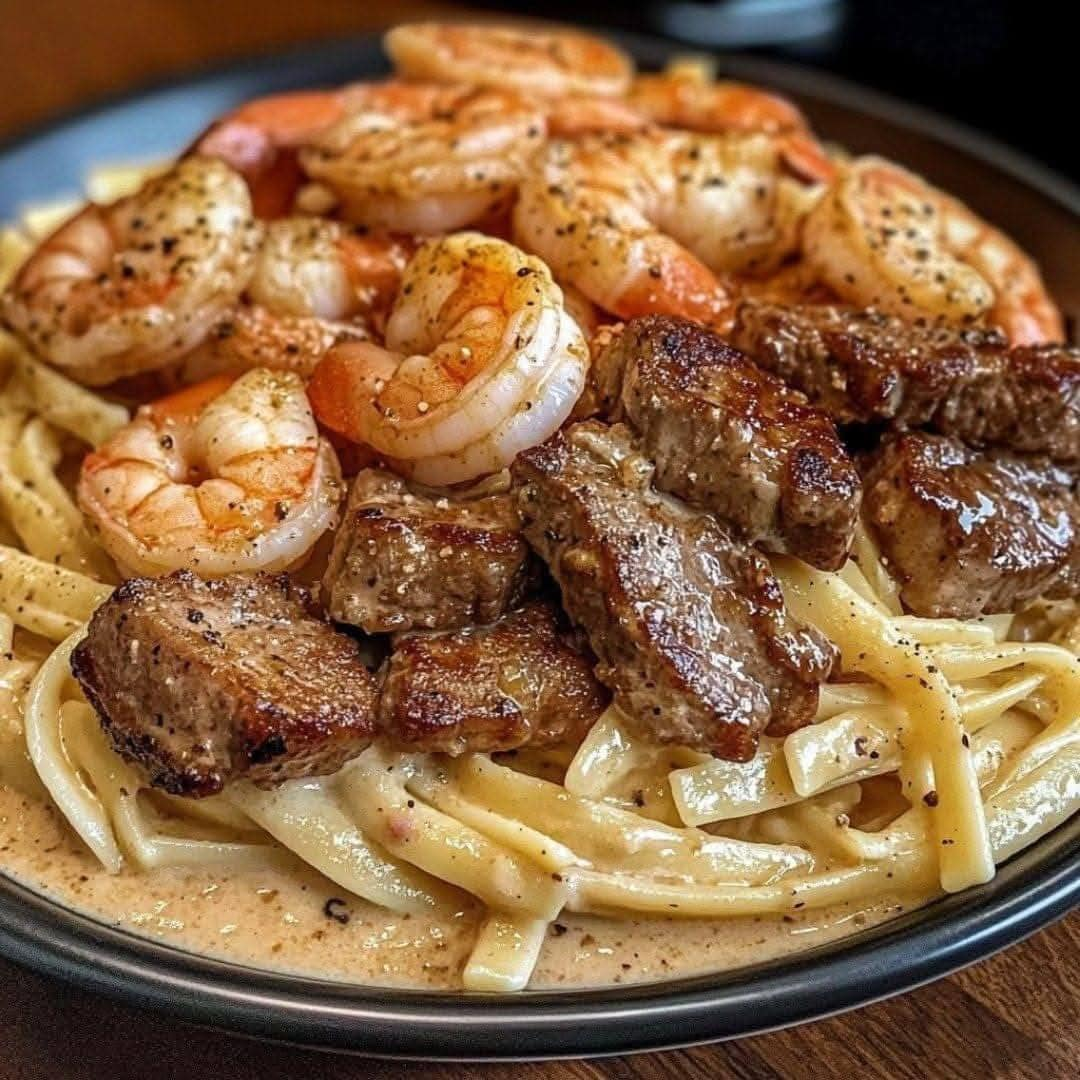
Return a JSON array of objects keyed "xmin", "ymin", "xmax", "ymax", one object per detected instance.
[
  {"xmin": 545, "ymin": 95, "xmax": 652, "ymax": 138},
  {"xmin": 249, "ymin": 216, "xmax": 411, "ymax": 322},
  {"xmin": 174, "ymin": 306, "xmax": 370, "ymax": 384},
  {"xmin": 384, "ymin": 22, "xmax": 634, "ymax": 98},
  {"xmin": 627, "ymin": 72, "xmax": 807, "ymax": 134},
  {"xmin": 308, "ymin": 232, "xmax": 589, "ymax": 485},
  {"xmin": 195, "ymin": 91, "xmax": 351, "ymax": 217},
  {"xmin": 298, "ymin": 82, "xmax": 546, "ymax": 234},
  {"xmin": 803, "ymin": 156, "xmax": 1064, "ymax": 344},
  {"xmin": 1, "ymin": 157, "xmax": 260, "ymax": 386},
  {"xmin": 176, "ymin": 218, "xmax": 411, "ymax": 381},
  {"xmin": 512, "ymin": 131, "xmax": 833, "ymax": 326},
  {"xmin": 78, "ymin": 370, "xmax": 341, "ymax": 576}
]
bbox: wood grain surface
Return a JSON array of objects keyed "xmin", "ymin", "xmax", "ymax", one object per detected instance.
[{"xmin": 0, "ymin": 2, "xmax": 1077, "ymax": 1076}]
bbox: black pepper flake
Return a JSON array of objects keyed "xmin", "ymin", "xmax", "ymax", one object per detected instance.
[
  {"xmin": 551, "ymin": 923, "xmax": 568, "ymax": 936},
  {"xmin": 923, "ymin": 790, "xmax": 939, "ymax": 807},
  {"xmin": 323, "ymin": 897, "xmax": 351, "ymax": 925}
]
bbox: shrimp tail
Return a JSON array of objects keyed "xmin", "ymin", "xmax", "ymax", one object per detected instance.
[{"xmin": 307, "ymin": 345, "xmax": 375, "ymax": 444}]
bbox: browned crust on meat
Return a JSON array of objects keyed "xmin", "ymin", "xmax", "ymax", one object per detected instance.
[
  {"xmin": 323, "ymin": 469, "xmax": 537, "ymax": 633},
  {"xmin": 862, "ymin": 433, "xmax": 1079, "ymax": 618},
  {"xmin": 513, "ymin": 422, "xmax": 836, "ymax": 761},
  {"xmin": 731, "ymin": 301, "xmax": 1080, "ymax": 462},
  {"xmin": 380, "ymin": 600, "xmax": 608, "ymax": 755},
  {"xmin": 597, "ymin": 315, "xmax": 861, "ymax": 569},
  {"xmin": 71, "ymin": 571, "xmax": 379, "ymax": 796}
]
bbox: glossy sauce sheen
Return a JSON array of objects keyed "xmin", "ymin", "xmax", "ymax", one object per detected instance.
[{"xmin": 0, "ymin": 784, "xmax": 912, "ymax": 989}]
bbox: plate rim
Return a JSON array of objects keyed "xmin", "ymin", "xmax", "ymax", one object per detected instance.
[{"xmin": 0, "ymin": 28, "xmax": 1077, "ymax": 1060}]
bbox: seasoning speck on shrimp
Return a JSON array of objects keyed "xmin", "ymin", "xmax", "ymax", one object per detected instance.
[
  {"xmin": 308, "ymin": 232, "xmax": 590, "ymax": 486},
  {"xmin": 513, "ymin": 131, "xmax": 833, "ymax": 327},
  {"xmin": 1, "ymin": 157, "xmax": 260, "ymax": 386},
  {"xmin": 299, "ymin": 82, "xmax": 547, "ymax": 234},
  {"xmin": 78, "ymin": 369, "xmax": 342, "ymax": 576},
  {"xmin": 803, "ymin": 156, "xmax": 1064, "ymax": 344}
]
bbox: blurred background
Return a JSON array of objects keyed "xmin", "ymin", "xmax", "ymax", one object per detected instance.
[{"xmin": 0, "ymin": 0, "xmax": 1070, "ymax": 178}]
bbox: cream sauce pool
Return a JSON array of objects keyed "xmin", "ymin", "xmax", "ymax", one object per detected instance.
[{"xmin": 0, "ymin": 784, "xmax": 918, "ymax": 990}]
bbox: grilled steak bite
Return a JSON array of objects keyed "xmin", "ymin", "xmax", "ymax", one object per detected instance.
[
  {"xmin": 380, "ymin": 600, "xmax": 608, "ymax": 755},
  {"xmin": 595, "ymin": 315, "xmax": 860, "ymax": 570},
  {"xmin": 323, "ymin": 468, "xmax": 536, "ymax": 633},
  {"xmin": 70, "ymin": 571, "xmax": 379, "ymax": 797},
  {"xmin": 862, "ymin": 433, "xmax": 1079, "ymax": 618},
  {"xmin": 513, "ymin": 422, "xmax": 837, "ymax": 761},
  {"xmin": 731, "ymin": 302, "xmax": 1080, "ymax": 462}
]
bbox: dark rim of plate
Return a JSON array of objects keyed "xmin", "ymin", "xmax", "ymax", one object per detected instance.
[{"xmin": 0, "ymin": 29, "xmax": 1077, "ymax": 1061}]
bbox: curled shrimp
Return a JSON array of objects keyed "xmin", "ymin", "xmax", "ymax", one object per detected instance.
[
  {"xmin": 298, "ymin": 82, "xmax": 547, "ymax": 234},
  {"xmin": 195, "ymin": 90, "xmax": 351, "ymax": 217},
  {"xmin": 512, "ymin": 131, "xmax": 833, "ymax": 326},
  {"xmin": 626, "ymin": 71, "xmax": 807, "ymax": 134},
  {"xmin": 78, "ymin": 370, "xmax": 341, "ymax": 576},
  {"xmin": 384, "ymin": 23, "xmax": 641, "ymax": 140},
  {"xmin": 384, "ymin": 22, "xmax": 634, "ymax": 98},
  {"xmin": 803, "ymin": 156, "xmax": 1064, "ymax": 344},
  {"xmin": 1, "ymin": 157, "xmax": 260, "ymax": 386},
  {"xmin": 177, "ymin": 217, "xmax": 412, "ymax": 381},
  {"xmin": 308, "ymin": 232, "xmax": 589, "ymax": 485}
]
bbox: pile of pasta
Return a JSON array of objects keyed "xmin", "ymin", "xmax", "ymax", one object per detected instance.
[{"xmin": 0, "ymin": 164, "xmax": 1077, "ymax": 992}]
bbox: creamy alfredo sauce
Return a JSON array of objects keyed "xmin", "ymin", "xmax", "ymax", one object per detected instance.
[{"xmin": 0, "ymin": 780, "xmax": 919, "ymax": 990}]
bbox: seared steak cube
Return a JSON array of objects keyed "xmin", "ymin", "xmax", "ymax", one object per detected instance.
[
  {"xmin": 862, "ymin": 432, "xmax": 1079, "ymax": 618},
  {"xmin": 380, "ymin": 600, "xmax": 608, "ymax": 755},
  {"xmin": 596, "ymin": 315, "xmax": 860, "ymax": 569},
  {"xmin": 71, "ymin": 571, "xmax": 379, "ymax": 796},
  {"xmin": 731, "ymin": 301, "xmax": 1080, "ymax": 462},
  {"xmin": 513, "ymin": 422, "xmax": 836, "ymax": 761},
  {"xmin": 323, "ymin": 469, "xmax": 536, "ymax": 633}
]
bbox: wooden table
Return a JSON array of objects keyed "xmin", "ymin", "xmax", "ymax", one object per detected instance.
[{"xmin": 0, "ymin": 3, "xmax": 1077, "ymax": 1076}]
